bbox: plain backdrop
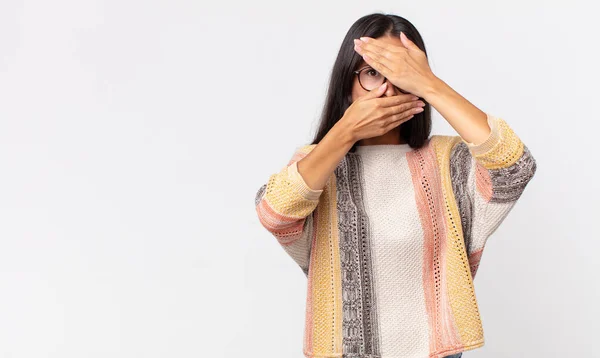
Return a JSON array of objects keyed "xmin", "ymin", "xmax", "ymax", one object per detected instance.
[{"xmin": 0, "ymin": 0, "xmax": 598, "ymax": 357}]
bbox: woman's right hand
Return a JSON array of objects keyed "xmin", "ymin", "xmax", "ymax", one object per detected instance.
[
  {"xmin": 287, "ymin": 83, "xmax": 425, "ymax": 195},
  {"xmin": 339, "ymin": 82, "xmax": 426, "ymax": 143}
]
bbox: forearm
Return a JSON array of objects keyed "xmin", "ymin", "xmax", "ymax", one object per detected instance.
[
  {"xmin": 296, "ymin": 122, "xmax": 355, "ymax": 192},
  {"xmin": 422, "ymin": 76, "xmax": 491, "ymax": 146}
]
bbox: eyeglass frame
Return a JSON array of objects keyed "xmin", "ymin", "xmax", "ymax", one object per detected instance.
[{"xmin": 352, "ymin": 65, "xmax": 410, "ymax": 94}]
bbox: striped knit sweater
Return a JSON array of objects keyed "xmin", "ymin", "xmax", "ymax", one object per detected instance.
[{"xmin": 254, "ymin": 113, "xmax": 537, "ymax": 358}]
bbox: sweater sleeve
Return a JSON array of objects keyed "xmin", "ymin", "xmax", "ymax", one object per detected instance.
[
  {"xmin": 254, "ymin": 144, "xmax": 322, "ymax": 276},
  {"xmin": 449, "ymin": 113, "xmax": 537, "ymax": 279}
]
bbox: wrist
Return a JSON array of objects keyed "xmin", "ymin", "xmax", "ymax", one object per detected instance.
[
  {"xmin": 331, "ymin": 119, "xmax": 357, "ymax": 148},
  {"xmin": 422, "ymin": 75, "xmax": 447, "ymax": 102}
]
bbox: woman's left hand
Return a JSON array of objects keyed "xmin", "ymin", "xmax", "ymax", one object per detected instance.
[{"xmin": 354, "ymin": 32, "xmax": 438, "ymax": 99}]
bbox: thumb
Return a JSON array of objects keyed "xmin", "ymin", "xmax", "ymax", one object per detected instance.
[
  {"xmin": 360, "ymin": 81, "xmax": 388, "ymax": 101},
  {"xmin": 400, "ymin": 32, "xmax": 418, "ymax": 51}
]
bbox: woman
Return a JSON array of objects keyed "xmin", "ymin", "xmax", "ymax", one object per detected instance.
[{"xmin": 254, "ymin": 13, "xmax": 537, "ymax": 358}]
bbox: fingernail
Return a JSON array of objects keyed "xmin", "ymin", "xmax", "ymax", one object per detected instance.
[{"xmin": 380, "ymin": 82, "xmax": 387, "ymax": 89}]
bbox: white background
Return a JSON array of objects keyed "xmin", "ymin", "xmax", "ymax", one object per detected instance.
[{"xmin": 1, "ymin": 0, "xmax": 598, "ymax": 357}]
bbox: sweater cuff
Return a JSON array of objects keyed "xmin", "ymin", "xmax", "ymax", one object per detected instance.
[
  {"xmin": 461, "ymin": 113, "xmax": 525, "ymax": 170},
  {"xmin": 461, "ymin": 113, "xmax": 502, "ymax": 157},
  {"xmin": 287, "ymin": 161, "xmax": 324, "ymax": 201}
]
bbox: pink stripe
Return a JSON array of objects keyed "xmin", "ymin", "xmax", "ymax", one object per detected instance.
[
  {"xmin": 407, "ymin": 142, "xmax": 462, "ymax": 355},
  {"xmin": 474, "ymin": 162, "xmax": 493, "ymax": 202},
  {"xmin": 256, "ymin": 199, "xmax": 306, "ymax": 244},
  {"xmin": 469, "ymin": 248, "xmax": 483, "ymax": 279}
]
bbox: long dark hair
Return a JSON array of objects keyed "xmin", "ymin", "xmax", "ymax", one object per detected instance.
[{"xmin": 310, "ymin": 13, "xmax": 432, "ymax": 153}]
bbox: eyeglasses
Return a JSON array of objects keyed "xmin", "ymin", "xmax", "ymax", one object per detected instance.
[{"xmin": 353, "ymin": 66, "xmax": 410, "ymax": 94}]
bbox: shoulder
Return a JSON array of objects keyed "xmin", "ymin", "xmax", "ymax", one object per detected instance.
[
  {"xmin": 430, "ymin": 134, "xmax": 462, "ymax": 144},
  {"xmin": 426, "ymin": 134, "xmax": 464, "ymax": 154}
]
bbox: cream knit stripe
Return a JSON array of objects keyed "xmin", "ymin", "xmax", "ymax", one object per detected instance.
[{"xmin": 356, "ymin": 144, "xmax": 431, "ymax": 358}]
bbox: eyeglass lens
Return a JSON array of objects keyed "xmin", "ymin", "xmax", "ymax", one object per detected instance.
[{"xmin": 359, "ymin": 67, "xmax": 385, "ymax": 91}]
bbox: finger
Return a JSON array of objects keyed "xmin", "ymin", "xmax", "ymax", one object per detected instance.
[
  {"xmin": 382, "ymin": 100, "xmax": 425, "ymax": 118},
  {"xmin": 374, "ymin": 93, "xmax": 421, "ymax": 108},
  {"xmin": 358, "ymin": 81, "xmax": 388, "ymax": 101},
  {"xmin": 355, "ymin": 39, "xmax": 389, "ymax": 60},
  {"xmin": 358, "ymin": 37, "xmax": 407, "ymax": 53},
  {"xmin": 356, "ymin": 38, "xmax": 406, "ymax": 74},
  {"xmin": 381, "ymin": 112, "xmax": 415, "ymax": 133},
  {"xmin": 361, "ymin": 52, "xmax": 393, "ymax": 79},
  {"xmin": 399, "ymin": 32, "xmax": 420, "ymax": 52}
]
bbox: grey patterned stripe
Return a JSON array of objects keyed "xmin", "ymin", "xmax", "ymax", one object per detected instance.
[
  {"xmin": 449, "ymin": 142, "xmax": 475, "ymax": 256},
  {"xmin": 255, "ymin": 183, "xmax": 267, "ymax": 206},
  {"xmin": 335, "ymin": 153, "xmax": 381, "ymax": 358},
  {"xmin": 450, "ymin": 142, "xmax": 537, "ymax": 204},
  {"xmin": 487, "ymin": 144, "xmax": 537, "ymax": 203},
  {"xmin": 449, "ymin": 142, "xmax": 538, "ymax": 253}
]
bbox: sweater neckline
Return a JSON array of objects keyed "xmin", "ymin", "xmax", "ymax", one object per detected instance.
[{"xmin": 354, "ymin": 143, "xmax": 414, "ymax": 154}]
